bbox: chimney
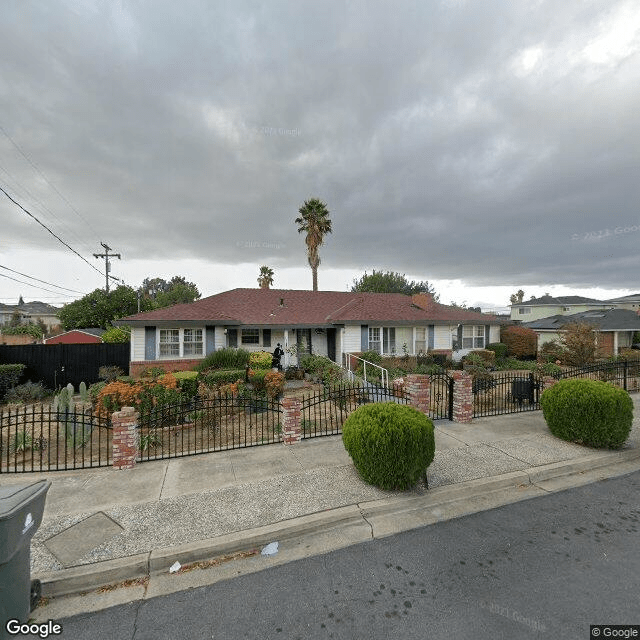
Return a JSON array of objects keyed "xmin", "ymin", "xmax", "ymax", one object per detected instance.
[{"xmin": 279, "ymin": 298, "xmax": 284, "ymax": 307}]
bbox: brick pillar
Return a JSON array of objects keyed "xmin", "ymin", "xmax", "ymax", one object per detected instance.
[
  {"xmin": 452, "ymin": 371, "xmax": 473, "ymax": 423},
  {"xmin": 406, "ymin": 374, "xmax": 431, "ymax": 415},
  {"xmin": 112, "ymin": 406, "xmax": 139, "ymax": 469},
  {"xmin": 281, "ymin": 397, "xmax": 302, "ymax": 444}
]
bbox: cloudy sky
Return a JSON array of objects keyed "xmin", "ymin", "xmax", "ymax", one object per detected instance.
[{"xmin": 1, "ymin": 0, "xmax": 639, "ymax": 312}]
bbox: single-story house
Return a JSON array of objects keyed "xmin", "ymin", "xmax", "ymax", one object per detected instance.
[
  {"xmin": 45, "ymin": 328, "xmax": 105, "ymax": 344},
  {"xmin": 116, "ymin": 288, "xmax": 503, "ymax": 375},
  {"xmin": 523, "ymin": 308, "xmax": 640, "ymax": 356}
]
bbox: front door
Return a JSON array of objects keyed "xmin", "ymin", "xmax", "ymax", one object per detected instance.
[
  {"xmin": 326, "ymin": 328, "xmax": 336, "ymax": 362},
  {"xmin": 296, "ymin": 329, "xmax": 312, "ymax": 364}
]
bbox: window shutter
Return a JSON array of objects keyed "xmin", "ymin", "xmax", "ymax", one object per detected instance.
[
  {"xmin": 205, "ymin": 326, "xmax": 216, "ymax": 355},
  {"xmin": 227, "ymin": 328, "xmax": 237, "ymax": 347},
  {"xmin": 144, "ymin": 327, "xmax": 156, "ymax": 360},
  {"xmin": 263, "ymin": 329, "xmax": 271, "ymax": 348},
  {"xmin": 457, "ymin": 325, "xmax": 463, "ymax": 348},
  {"xmin": 361, "ymin": 325, "xmax": 368, "ymax": 351},
  {"xmin": 428, "ymin": 325, "xmax": 434, "ymax": 350},
  {"xmin": 485, "ymin": 325, "xmax": 490, "ymax": 347}
]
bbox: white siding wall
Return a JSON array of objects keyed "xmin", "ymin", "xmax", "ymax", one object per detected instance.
[
  {"xmin": 434, "ymin": 326, "xmax": 454, "ymax": 350},
  {"xmin": 394, "ymin": 327, "xmax": 412, "ymax": 354},
  {"xmin": 215, "ymin": 326, "xmax": 225, "ymax": 350},
  {"xmin": 489, "ymin": 326, "xmax": 501, "ymax": 344},
  {"xmin": 311, "ymin": 330, "xmax": 328, "ymax": 357},
  {"xmin": 536, "ymin": 332, "xmax": 561, "ymax": 348},
  {"xmin": 343, "ymin": 325, "xmax": 362, "ymax": 353},
  {"xmin": 131, "ymin": 327, "xmax": 145, "ymax": 361}
]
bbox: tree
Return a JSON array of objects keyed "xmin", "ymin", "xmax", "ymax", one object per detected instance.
[
  {"xmin": 351, "ymin": 270, "xmax": 439, "ymax": 299},
  {"xmin": 58, "ymin": 286, "xmax": 153, "ymax": 330},
  {"xmin": 295, "ymin": 197, "xmax": 332, "ymax": 291},
  {"xmin": 102, "ymin": 325, "xmax": 131, "ymax": 343},
  {"xmin": 509, "ymin": 289, "xmax": 525, "ymax": 304},
  {"xmin": 257, "ymin": 266, "xmax": 274, "ymax": 289},
  {"xmin": 500, "ymin": 325, "xmax": 537, "ymax": 358},
  {"xmin": 139, "ymin": 276, "xmax": 201, "ymax": 308},
  {"xmin": 560, "ymin": 322, "xmax": 601, "ymax": 366}
]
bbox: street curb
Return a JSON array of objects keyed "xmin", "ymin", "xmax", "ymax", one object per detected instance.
[{"xmin": 36, "ymin": 452, "xmax": 640, "ymax": 599}]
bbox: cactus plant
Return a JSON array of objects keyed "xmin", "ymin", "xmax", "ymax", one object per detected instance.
[{"xmin": 79, "ymin": 381, "xmax": 88, "ymax": 402}]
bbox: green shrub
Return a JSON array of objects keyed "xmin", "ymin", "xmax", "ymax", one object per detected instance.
[
  {"xmin": 360, "ymin": 350, "xmax": 383, "ymax": 365},
  {"xmin": 248, "ymin": 369, "xmax": 268, "ymax": 391},
  {"xmin": 0, "ymin": 364, "xmax": 26, "ymax": 402},
  {"xmin": 88, "ymin": 382, "xmax": 107, "ymax": 406},
  {"xmin": 539, "ymin": 340, "xmax": 566, "ymax": 364},
  {"xmin": 299, "ymin": 354, "xmax": 332, "ymax": 374},
  {"xmin": 486, "ymin": 343, "xmax": 508, "ymax": 359},
  {"xmin": 101, "ymin": 325, "xmax": 131, "ymax": 343},
  {"xmin": 200, "ymin": 369, "xmax": 246, "ymax": 388},
  {"xmin": 249, "ymin": 351, "xmax": 273, "ymax": 370},
  {"xmin": 538, "ymin": 362, "xmax": 563, "ymax": 378},
  {"xmin": 540, "ymin": 379, "xmax": 633, "ymax": 449},
  {"xmin": 196, "ymin": 348, "xmax": 250, "ymax": 371},
  {"xmin": 1, "ymin": 324, "xmax": 43, "ymax": 339},
  {"xmin": 468, "ymin": 349, "xmax": 496, "ymax": 365},
  {"xmin": 174, "ymin": 371, "xmax": 199, "ymax": 398},
  {"xmin": 4, "ymin": 381, "xmax": 51, "ymax": 404},
  {"xmin": 342, "ymin": 403, "xmax": 435, "ymax": 490},
  {"xmin": 415, "ymin": 363, "xmax": 443, "ymax": 375}
]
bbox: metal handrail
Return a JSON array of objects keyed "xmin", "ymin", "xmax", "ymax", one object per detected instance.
[{"xmin": 343, "ymin": 353, "xmax": 389, "ymax": 387}]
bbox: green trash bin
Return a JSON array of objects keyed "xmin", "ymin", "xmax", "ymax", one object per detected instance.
[{"xmin": 0, "ymin": 480, "xmax": 51, "ymax": 638}]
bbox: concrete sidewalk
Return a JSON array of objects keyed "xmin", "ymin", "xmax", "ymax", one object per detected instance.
[{"xmin": 3, "ymin": 396, "xmax": 639, "ymax": 619}]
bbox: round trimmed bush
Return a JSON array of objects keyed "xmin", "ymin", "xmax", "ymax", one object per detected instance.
[
  {"xmin": 342, "ymin": 403, "xmax": 435, "ymax": 490},
  {"xmin": 540, "ymin": 379, "xmax": 633, "ymax": 449}
]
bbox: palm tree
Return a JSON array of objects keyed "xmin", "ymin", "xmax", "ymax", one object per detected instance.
[
  {"xmin": 295, "ymin": 198, "xmax": 332, "ymax": 291},
  {"xmin": 257, "ymin": 266, "xmax": 274, "ymax": 289}
]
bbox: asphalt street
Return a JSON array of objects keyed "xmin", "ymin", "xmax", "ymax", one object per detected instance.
[{"xmin": 22, "ymin": 470, "xmax": 640, "ymax": 640}]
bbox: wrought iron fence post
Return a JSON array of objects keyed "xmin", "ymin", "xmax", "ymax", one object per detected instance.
[{"xmin": 624, "ymin": 359, "xmax": 628, "ymax": 391}]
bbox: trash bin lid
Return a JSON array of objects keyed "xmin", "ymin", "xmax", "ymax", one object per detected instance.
[{"xmin": 0, "ymin": 480, "xmax": 51, "ymax": 521}]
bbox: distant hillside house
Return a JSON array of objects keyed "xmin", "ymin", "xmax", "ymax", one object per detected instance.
[
  {"xmin": 116, "ymin": 288, "xmax": 504, "ymax": 376},
  {"xmin": 510, "ymin": 293, "xmax": 640, "ymax": 323},
  {"xmin": 0, "ymin": 300, "xmax": 61, "ymax": 332},
  {"xmin": 45, "ymin": 328, "xmax": 105, "ymax": 344}
]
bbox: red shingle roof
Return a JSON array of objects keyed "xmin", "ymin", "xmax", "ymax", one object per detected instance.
[{"xmin": 119, "ymin": 288, "xmax": 500, "ymax": 326}]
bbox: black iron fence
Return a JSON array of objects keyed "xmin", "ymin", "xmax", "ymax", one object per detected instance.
[
  {"xmin": 137, "ymin": 392, "xmax": 283, "ymax": 459},
  {"xmin": 300, "ymin": 382, "xmax": 409, "ymax": 438},
  {"xmin": 0, "ymin": 405, "xmax": 112, "ymax": 472},
  {"xmin": 473, "ymin": 372, "xmax": 543, "ymax": 418},
  {"xmin": 558, "ymin": 360, "xmax": 640, "ymax": 392}
]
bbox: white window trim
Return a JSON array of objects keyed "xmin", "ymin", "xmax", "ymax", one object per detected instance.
[
  {"xmin": 518, "ymin": 307, "xmax": 531, "ymax": 315},
  {"xmin": 462, "ymin": 325, "xmax": 485, "ymax": 349},
  {"xmin": 157, "ymin": 327, "xmax": 205, "ymax": 359}
]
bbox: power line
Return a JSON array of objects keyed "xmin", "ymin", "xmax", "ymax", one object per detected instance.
[
  {"xmin": 0, "ymin": 161, "xmax": 96, "ymax": 257},
  {"xmin": 0, "ymin": 264, "xmax": 86, "ymax": 295},
  {"xmin": 0, "ymin": 272, "xmax": 76, "ymax": 297},
  {"xmin": 0, "ymin": 184, "xmax": 104, "ymax": 277},
  {"xmin": 0, "ymin": 124, "xmax": 101, "ymax": 239}
]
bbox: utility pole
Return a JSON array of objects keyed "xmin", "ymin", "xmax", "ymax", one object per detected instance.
[{"xmin": 93, "ymin": 242, "xmax": 121, "ymax": 293}]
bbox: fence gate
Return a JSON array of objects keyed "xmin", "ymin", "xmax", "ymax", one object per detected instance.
[{"xmin": 429, "ymin": 373, "xmax": 453, "ymax": 420}]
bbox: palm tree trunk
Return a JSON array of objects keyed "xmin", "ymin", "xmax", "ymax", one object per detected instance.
[{"xmin": 312, "ymin": 267, "xmax": 318, "ymax": 291}]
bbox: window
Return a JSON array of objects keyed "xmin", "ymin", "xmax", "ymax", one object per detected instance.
[
  {"xmin": 383, "ymin": 327, "xmax": 396, "ymax": 354},
  {"xmin": 415, "ymin": 327, "xmax": 427, "ymax": 353},
  {"xmin": 159, "ymin": 328, "xmax": 204, "ymax": 358},
  {"xmin": 183, "ymin": 329, "xmax": 203, "ymax": 355},
  {"xmin": 241, "ymin": 329, "xmax": 260, "ymax": 344},
  {"xmin": 518, "ymin": 307, "xmax": 531, "ymax": 315},
  {"xmin": 159, "ymin": 329, "xmax": 180, "ymax": 357},
  {"xmin": 368, "ymin": 327, "xmax": 381, "ymax": 353},
  {"xmin": 462, "ymin": 325, "xmax": 485, "ymax": 349}
]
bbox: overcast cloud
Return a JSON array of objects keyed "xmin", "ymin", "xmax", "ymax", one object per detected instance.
[{"xmin": 1, "ymin": 0, "xmax": 639, "ymax": 309}]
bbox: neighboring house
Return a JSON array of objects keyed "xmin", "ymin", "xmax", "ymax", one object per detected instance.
[
  {"xmin": 116, "ymin": 288, "xmax": 503, "ymax": 375},
  {"xmin": 45, "ymin": 328, "xmax": 105, "ymax": 344},
  {"xmin": 510, "ymin": 295, "xmax": 612, "ymax": 322},
  {"xmin": 0, "ymin": 300, "xmax": 61, "ymax": 332},
  {"xmin": 523, "ymin": 309, "xmax": 640, "ymax": 357},
  {"xmin": 602, "ymin": 292, "xmax": 640, "ymax": 312}
]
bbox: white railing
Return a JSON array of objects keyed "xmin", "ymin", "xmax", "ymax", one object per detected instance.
[{"xmin": 342, "ymin": 353, "xmax": 389, "ymax": 387}]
